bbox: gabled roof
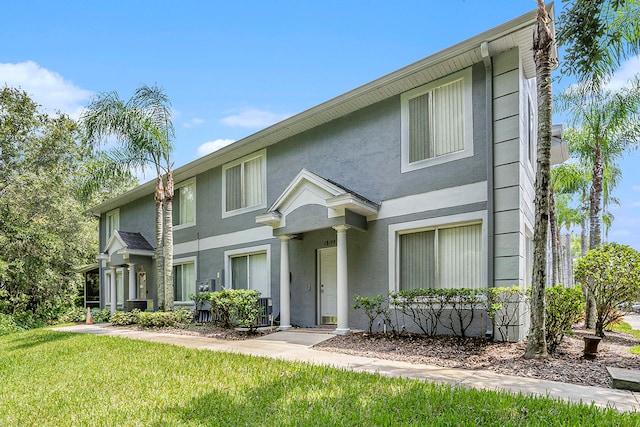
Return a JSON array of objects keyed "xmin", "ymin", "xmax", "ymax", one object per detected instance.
[
  {"xmin": 117, "ymin": 231, "xmax": 155, "ymax": 251},
  {"xmin": 100, "ymin": 231, "xmax": 155, "ymax": 261},
  {"xmin": 89, "ymin": 4, "xmax": 555, "ymax": 215},
  {"xmin": 256, "ymin": 169, "xmax": 379, "ymax": 229}
]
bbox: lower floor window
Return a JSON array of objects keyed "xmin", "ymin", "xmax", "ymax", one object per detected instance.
[
  {"xmin": 400, "ymin": 223, "xmax": 482, "ymax": 290},
  {"xmin": 231, "ymin": 252, "xmax": 269, "ymax": 297},
  {"xmin": 174, "ymin": 262, "xmax": 196, "ymax": 303}
]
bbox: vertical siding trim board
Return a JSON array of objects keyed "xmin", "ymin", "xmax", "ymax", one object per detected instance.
[
  {"xmin": 492, "ymin": 48, "xmax": 521, "ymax": 289},
  {"xmin": 482, "ymin": 44, "xmax": 495, "ymax": 289}
]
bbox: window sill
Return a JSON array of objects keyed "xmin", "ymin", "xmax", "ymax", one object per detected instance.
[{"xmin": 173, "ymin": 222, "xmax": 196, "ymax": 231}]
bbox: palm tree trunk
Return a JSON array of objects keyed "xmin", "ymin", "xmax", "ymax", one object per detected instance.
[
  {"xmin": 155, "ymin": 174, "xmax": 165, "ymax": 311},
  {"xmin": 549, "ymin": 187, "xmax": 559, "ymax": 286},
  {"xmin": 163, "ymin": 169, "xmax": 174, "ymax": 311},
  {"xmin": 525, "ymin": 0, "xmax": 552, "ymax": 360},
  {"xmin": 589, "ymin": 142, "xmax": 603, "ymax": 249},
  {"xmin": 580, "ymin": 215, "xmax": 588, "ymax": 257},
  {"xmin": 584, "ymin": 142, "xmax": 603, "ymax": 329}
]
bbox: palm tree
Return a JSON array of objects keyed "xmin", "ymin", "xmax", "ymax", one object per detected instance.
[
  {"xmin": 556, "ymin": 79, "xmax": 640, "ymax": 252},
  {"xmin": 525, "ymin": 0, "xmax": 554, "ymax": 360},
  {"xmin": 81, "ymin": 84, "xmax": 176, "ymax": 311},
  {"xmin": 557, "ymin": 0, "xmax": 640, "ymax": 95}
]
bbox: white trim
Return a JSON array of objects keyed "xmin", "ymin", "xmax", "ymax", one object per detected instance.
[
  {"xmin": 224, "ymin": 244, "xmax": 271, "ymax": 297},
  {"xmin": 370, "ymin": 181, "xmax": 487, "ymax": 221},
  {"xmin": 221, "ymin": 149, "xmax": 267, "ymax": 218},
  {"xmin": 174, "ymin": 226, "xmax": 274, "ymax": 256},
  {"xmin": 173, "ymin": 256, "xmax": 197, "ymax": 306},
  {"xmin": 401, "ymin": 68, "xmax": 474, "ymax": 173},
  {"xmin": 174, "ymin": 177, "xmax": 196, "ymax": 231},
  {"xmin": 387, "ymin": 211, "xmax": 488, "ymax": 293}
]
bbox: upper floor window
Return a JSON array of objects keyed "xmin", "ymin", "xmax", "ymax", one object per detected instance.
[
  {"xmin": 105, "ymin": 209, "xmax": 119, "ymax": 242},
  {"xmin": 174, "ymin": 178, "xmax": 196, "ymax": 229},
  {"xmin": 222, "ymin": 149, "xmax": 266, "ymax": 217},
  {"xmin": 401, "ymin": 68, "xmax": 473, "ymax": 172}
]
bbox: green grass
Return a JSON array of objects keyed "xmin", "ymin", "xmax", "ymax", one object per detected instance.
[
  {"xmin": 1, "ymin": 330, "xmax": 638, "ymax": 426},
  {"xmin": 611, "ymin": 321, "xmax": 640, "ymax": 354}
]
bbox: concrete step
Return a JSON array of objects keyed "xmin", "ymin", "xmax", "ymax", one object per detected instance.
[{"xmin": 607, "ymin": 367, "xmax": 640, "ymax": 391}]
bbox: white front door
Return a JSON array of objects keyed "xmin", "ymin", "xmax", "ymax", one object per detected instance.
[{"xmin": 318, "ymin": 247, "xmax": 337, "ymax": 325}]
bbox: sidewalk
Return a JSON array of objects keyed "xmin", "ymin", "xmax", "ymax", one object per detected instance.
[{"xmin": 52, "ymin": 324, "xmax": 640, "ymax": 412}]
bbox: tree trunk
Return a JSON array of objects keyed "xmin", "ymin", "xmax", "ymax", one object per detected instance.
[
  {"xmin": 549, "ymin": 186, "xmax": 559, "ymax": 286},
  {"xmin": 580, "ymin": 216, "xmax": 588, "ymax": 257},
  {"xmin": 155, "ymin": 174, "xmax": 165, "ymax": 311},
  {"xmin": 584, "ymin": 141, "xmax": 603, "ymax": 329},
  {"xmin": 525, "ymin": 0, "xmax": 552, "ymax": 360},
  {"xmin": 163, "ymin": 169, "xmax": 175, "ymax": 311},
  {"xmin": 589, "ymin": 142, "xmax": 603, "ymax": 249}
]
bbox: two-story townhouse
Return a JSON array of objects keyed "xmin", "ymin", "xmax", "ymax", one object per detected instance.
[{"xmin": 89, "ymin": 4, "xmax": 567, "ymax": 341}]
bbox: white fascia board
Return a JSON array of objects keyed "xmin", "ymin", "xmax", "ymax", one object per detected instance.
[{"xmin": 326, "ymin": 194, "xmax": 379, "ymax": 216}]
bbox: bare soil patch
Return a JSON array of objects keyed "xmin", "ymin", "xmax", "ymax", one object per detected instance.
[{"xmin": 313, "ymin": 326, "xmax": 640, "ymax": 388}]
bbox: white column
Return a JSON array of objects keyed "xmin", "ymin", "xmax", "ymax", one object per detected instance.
[
  {"xmin": 333, "ymin": 225, "xmax": 351, "ymax": 335},
  {"xmin": 128, "ymin": 263, "xmax": 137, "ymax": 300},
  {"xmin": 279, "ymin": 235, "xmax": 292, "ymax": 330},
  {"xmin": 110, "ymin": 266, "xmax": 117, "ymax": 315}
]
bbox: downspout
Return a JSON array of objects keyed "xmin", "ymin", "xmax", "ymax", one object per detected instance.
[{"xmin": 481, "ymin": 41, "xmax": 495, "ymax": 337}]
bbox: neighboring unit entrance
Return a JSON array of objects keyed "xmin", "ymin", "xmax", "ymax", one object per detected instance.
[{"xmin": 318, "ymin": 247, "xmax": 337, "ymax": 325}]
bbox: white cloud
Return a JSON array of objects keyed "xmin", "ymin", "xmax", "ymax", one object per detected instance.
[
  {"xmin": 182, "ymin": 117, "xmax": 205, "ymax": 128},
  {"xmin": 632, "ymin": 201, "xmax": 640, "ymax": 207},
  {"xmin": 0, "ymin": 61, "xmax": 92, "ymax": 118},
  {"xmin": 221, "ymin": 109, "xmax": 291, "ymax": 128},
  {"xmin": 197, "ymin": 139, "xmax": 236, "ymax": 157},
  {"xmin": 606, "ymin": 56, "xmax": 640, "ymax": 91},
  {"xmin": 632, "ymin": 185, "xmax": 640, "ymax": 192}
]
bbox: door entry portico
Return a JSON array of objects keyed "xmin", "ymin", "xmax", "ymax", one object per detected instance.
[
  {"xmin": 318, "ymin": 247, "xmax": 337, "ymax": 325},
  {"xmin": 256, "ymin": 169, "xmax": 379, "ymax": 335}
]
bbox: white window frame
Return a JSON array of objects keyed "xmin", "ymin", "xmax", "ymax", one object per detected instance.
[
  {"xmin": 224, "ymin": 244, "xmax": 271, "ymax": 297},
  {"xmin": 174, "ymin": 178, "xmax": 196, "ymax": 230},
  {"xmin": 105, "ymin": 208, "xmax": 120, "ymax": 242},
  {"xmin": 401, "ymin": 68, "xmax": 474, "ymax": 173},
  {"xmin": 173, "ymin": 256, "xmax": 197, "ymax": 306},
  {"xmin": 221, "ymin": 149, "xmax": 267, "ymax": 218},
  {"xmin": 388, "ymin": 211, "xmax": 487, "ymax": 292}
]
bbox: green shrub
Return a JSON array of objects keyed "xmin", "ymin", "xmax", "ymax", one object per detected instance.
[
  {"xmin": 110, "ymin": 310, "xmax": 139, "ymax": 326},
  {"xmin": 91, "ymin": 308, "xmax": 111, "ymax": 323},
  {"xmin": 134, "ymin": 309, "xmax": 193, "ymax": 328},
  {"xmin": 198, "ymin": 289, "xmax": 262, "ymax": 330},
  {"xmin": 575, "ymin": 243, "xmax": 640, "ymax": 336},
  {"xmin": 354, "ymin": 294, "xmax": 387, "ymax": 333},
  {"xmin": 12, "ymin": 311, "xmax": 46, "ymax": 330},
  {"xmin": 57, "ymin": 306, "xmax": 87, "ymax": 323},
  {"xmin": 487, "ymin": 286, "xmax": 529, "ymax": 342},
  {"xmin": 0, "ymin": 313, "xmax": 24, "ymax": 335},
  {"xmin": 545, "ymin": 285, "xmax": 585, "ymax": 353},
  {"xmin": 232, "ymin": 290, "xmax": 262, "ymax": 331}
]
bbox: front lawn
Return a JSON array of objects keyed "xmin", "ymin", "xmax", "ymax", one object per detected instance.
[{"xmin": 0, "ymin": 329, "xmax": 638, "ymax": 426}]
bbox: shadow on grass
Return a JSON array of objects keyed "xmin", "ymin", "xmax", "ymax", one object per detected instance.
[
  {"xmin": 7, "ymin": 330, "xmax": 74, "ymax": 351},
  {"xmin": 153, "ymin": 371, "xmax": 364, "ymax": 426}
]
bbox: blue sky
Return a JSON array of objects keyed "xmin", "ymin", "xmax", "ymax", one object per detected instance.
[{"xmin": 2, "ymin": 1, "xmax": 639, "ymax": 250}]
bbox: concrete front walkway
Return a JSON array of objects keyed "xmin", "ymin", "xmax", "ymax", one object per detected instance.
[{"xmin": 52, "ymin": 324, "xmax": 640, "ymax": 412}]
